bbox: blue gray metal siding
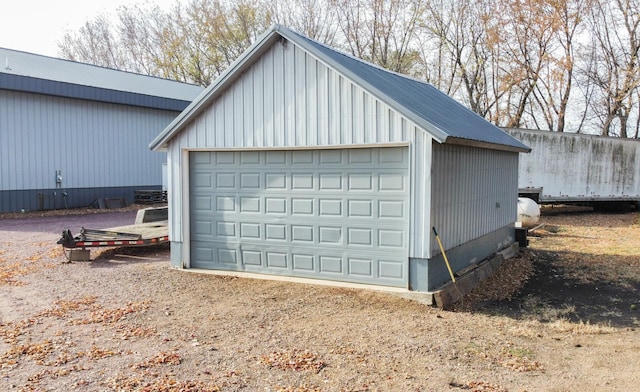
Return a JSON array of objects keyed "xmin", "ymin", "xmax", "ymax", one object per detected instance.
[
  {"xmin": 166, "ymin": 42, "xmax": 420, "ymax": 148},
  {"xmin": 430, "ymin": 143, "xmax": 518, "ymax": 255},
  {"xmin": 0, "ymin": 74, "xmax": 192, "ymax": 111},
  {"xmin": 410, "ymin": 224, "xmax": 515, "ymax": 291},
  {"xmin": 0, "ymin": 89, "xmax": 174, "ymax": 211},
  {"xmin": 0, "ymin": 185, "xmax": 160, "ymax": 212}
]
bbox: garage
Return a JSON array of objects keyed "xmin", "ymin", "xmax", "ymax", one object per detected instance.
[
  {"xmin": 189, "ymin": 147, "xmax": 409, "ymax": 287},
  {"xmin": 150, "ymin": 25, "xmax": 529, "ymax": 292}
]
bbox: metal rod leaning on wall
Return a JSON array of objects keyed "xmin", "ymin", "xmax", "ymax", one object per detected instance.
[{"xmin": 432, "ymin": 227, "xmax": 456, "ymax": 283}]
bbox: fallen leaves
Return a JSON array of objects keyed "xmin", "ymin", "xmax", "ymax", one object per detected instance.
[
  {"xmin": 261, "ymin": 349, "xmax": 326, "ymax": 373},
  {"xmin": 0, "ymin": 245, "xmax": 59, "ymax": 286},
  {"xmin": 0, "ymin": 262, "xmax": 40, "ymax": 286},
  {"xmin": 463, "ymin": 341, "xmax": 544, "ymax": 373},
  {"xmin": 113, "ymin": 323, "xmax": 158, "ymax": 340},
  {"xmin": 36, "ymin": 295, "xmax": 99, "ymax": 318},
  {"xmin": 0, "ymin": 319, "xmax": 36, "ymax": 344},
  {"xmin": 276, "ymin": 385, "xmax": 322, "ymax": 392},
  {"xmin": 497, "ymin": 343, "xmax": 544, "ymax": 372},
  {"xmin": 84, "ymin": 345, "xmax": 120, "ymax": 360},
  {"xmin": 465, "ymin": 380, "xmax": 509, "ymax": 391},
  {"xmin": 456, "ymin": 251, "xmax": 534, "ymax": 310},
  {"xmin": 131, "ymin": 351, "xmax": 182, "ymax": 369},
  {"xmin": 104, "ymin": 375, "xmax": 222, "ymax": 392},
  {"xmin": 0, "ymin": 295, "xmax": 155, "ymax": 389},
  {"xmin": 72, "ymin": 301, "xmax": 150, "ymax": 325}
]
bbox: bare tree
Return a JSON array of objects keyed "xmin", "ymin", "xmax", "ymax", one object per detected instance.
[
  {"xmin": 419, "ymin": 0, "xmax": 499, "ymax": 117},
  {"xmin": 582, "ymin": 0, "xmax": 640, "ymax": 137},
  {"xmin": 58, "ymin": 0, "xmax": 271, "ymax": 86},
  {"xmin": 529, "ymin": 0, "xmax": 589, "ymax": 133},
  {"xmin": 485, "ymin": 0, "xmax": 561, "ymax": 128},
  {"xmin": 57, "ymin": 0, "xmax": 640, "ymax": 137},
  {"xmin": 269, "ymin": 0, "xmax": 339, "ymax": 45},
  {"xmin": 59, "ymin": 15, "xmax": 124, "ymax": 70},
  {"xmin": 331, "ymin": 0, "xmax": 425, "ymax": 74}
]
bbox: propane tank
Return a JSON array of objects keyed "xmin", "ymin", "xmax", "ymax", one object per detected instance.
[{"xmin": 517, "ymin": 197, "xmax": 540, "ymax": 227}]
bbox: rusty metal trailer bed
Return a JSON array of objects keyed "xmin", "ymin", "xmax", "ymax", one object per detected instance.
[
  {"xmin": 57, "ymin": 221, "xmax": 169, "ymax": 249},
  {"xmin": 56, "ymin": 207, "xmax": 169, "ymax": 261}
]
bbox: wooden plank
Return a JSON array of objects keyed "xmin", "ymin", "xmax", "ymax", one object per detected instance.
[
  {"xmin": 432, "ymin": 253, "xmax": 504, "ymax": 309},
  {"xmin": 81, "ymin": 229, "xmax": 141, "ymax": 241},
  {"xmin": 98, "ymin": 221, "xmax": 168, "ymax": 240}
]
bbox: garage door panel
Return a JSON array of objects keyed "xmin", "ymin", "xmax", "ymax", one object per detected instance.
[
  {"xmin": 242, "ymin": 250, "xmax": 262, "ymax": 266},
  {"xmin": 378, "ymin": 200, "xmax": 405, "ymax": 218},
  {"xmin": 191, "ymin": 241, "xmax": 408, "ymax": 285},
  {"xmin": 190, "ymin": 148, "xmax": 409, "ymax": 287},
  {"xmin": 240, "ymin": 197, "xmax": 261, "ymax": 213},
  {"xmin": 291, "ymin": 198, "xmax": 314, "ymax": 215},
  {"xmin": 240, "ymin": 173, "xmax": 261, "ymax": 188},
  {"xmin": 292, "ymin": 254, "xmax": 315, "ymax": 271},
  {"xmin": 240, "ymin": 222, "xmax": 261, "ymax": 239},
  {"xmin": 379, "ymin": 260, "xmax": 405, "ymax": 279}
]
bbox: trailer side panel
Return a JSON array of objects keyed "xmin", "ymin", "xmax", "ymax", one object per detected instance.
[{"xmin": 505, "ymin": 128, "xmax": 640, "ymax": 203}]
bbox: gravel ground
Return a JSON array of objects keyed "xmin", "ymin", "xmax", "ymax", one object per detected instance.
[{"xmin": 0, "ymin": 208, "xmax": 638, "ymax": 391}]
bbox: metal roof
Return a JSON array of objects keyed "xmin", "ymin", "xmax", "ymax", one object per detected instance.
[
  {"xmin": 150, "ymin": 25, "xmax": 530, "ymax": 152},
  {"xmin": 0, "ymin": 47, "xmax": 204, "ymax": 109}
]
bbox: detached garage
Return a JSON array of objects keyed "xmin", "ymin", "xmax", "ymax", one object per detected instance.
[{"xmin": 150, "ymin": 25, "xmax": 530, "ymax": 292}]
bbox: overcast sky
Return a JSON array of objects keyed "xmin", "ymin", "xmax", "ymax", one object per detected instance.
[{"xmin": 0, "ymin": 0, "xmax": 179, "ymax": 57}]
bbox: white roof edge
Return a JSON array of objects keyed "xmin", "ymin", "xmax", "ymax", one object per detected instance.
[{"xmin": 0, "ymin": 47, "xmax": 202, "ymax": 101}]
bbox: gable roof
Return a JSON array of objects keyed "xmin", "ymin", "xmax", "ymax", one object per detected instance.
[
  {"xmin": 150, "ymin": 25, "xmax": 530, "ymax": 152},
  {"xmin": 0, "ymin": 47, "xmax": 204, "ymax": 111}
]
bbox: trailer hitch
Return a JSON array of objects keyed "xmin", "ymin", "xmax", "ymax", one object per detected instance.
[{"xmin": 57, "ymin": 229, "xmax": 77, "ymax": 248}]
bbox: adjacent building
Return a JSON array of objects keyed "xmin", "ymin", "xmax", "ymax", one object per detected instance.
[{"xmin": 0, "ymin": 47, "xmax": 203, "ymax": 212}]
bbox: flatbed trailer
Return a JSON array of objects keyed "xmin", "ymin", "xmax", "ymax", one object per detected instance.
[
  {"xmin": 56, "ymin": 207, "xmax": 169, "ymax": 261},
  {"xmin": 57, "ymin": 220, "xmax": 169, "ymax": 249}
]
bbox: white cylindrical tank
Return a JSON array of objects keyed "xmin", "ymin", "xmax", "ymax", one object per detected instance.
[{"xmin": 517, "ymin": 197, "xmax": 540, "ymax": 227}]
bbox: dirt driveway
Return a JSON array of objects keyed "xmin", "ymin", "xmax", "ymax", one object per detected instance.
[{"xmin": 0, "ymin": 208, "xmax": 638, "ymax": 391}]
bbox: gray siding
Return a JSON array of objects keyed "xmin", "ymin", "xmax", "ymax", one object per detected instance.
[
  {"xmin": 165, "ymin": 41, "xmax": 435, "ymax": 259},
  {"xmin": 0, "ymin": 89, "xmax": 174, "ymax": 191},
  {"xmin": 430, "ymin": 143, "xmax": 518, "ymax": 255},
  {"xmin": 0, "ymin": 185, "xmax": 159, "ymax": 212},
  {"xmin": 0, "ymin": 89, "xmax": 177, "ymax": 212},
  {"xmin": 174, "ymin": 44, "xmax": 416, "ymax": 148}
]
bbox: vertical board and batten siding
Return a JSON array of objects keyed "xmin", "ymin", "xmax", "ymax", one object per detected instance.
[
  {"xmin": 430, "ymin": 143, "xmax": 518, "ymax": 255},
  {"xmin": 0, "ymin": 89, "xmax": 174, "ymax": 191},
  {"xmin": 166, "ymin": 40, "xmax": 434, "ymax": 259}
]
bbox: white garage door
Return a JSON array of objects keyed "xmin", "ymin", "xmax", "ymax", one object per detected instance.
[{"xmin": 189, "ymin": 147, "xmax": 409, "ymax": 287}]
